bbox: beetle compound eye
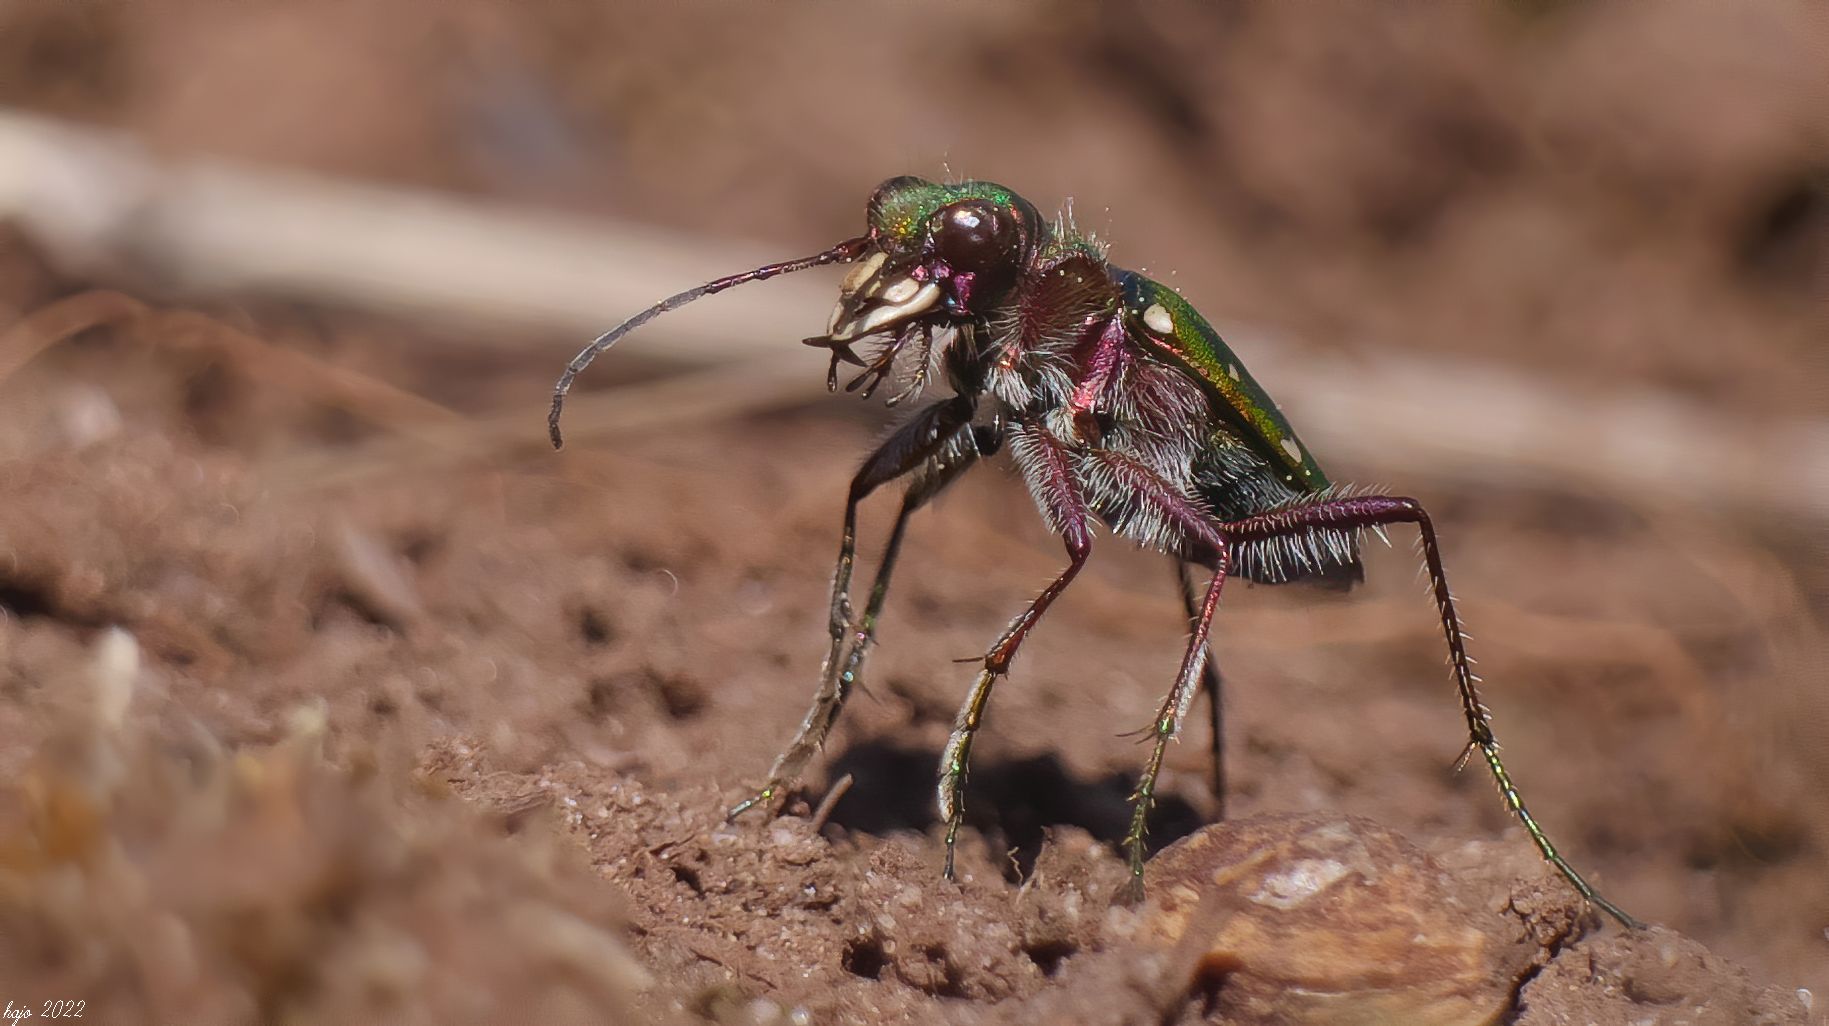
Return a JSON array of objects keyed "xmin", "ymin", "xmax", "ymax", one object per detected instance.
[
  {"xmin": 930, "ymin": 200, "xmax": 1024, "ymax": 311},
  {"xmin": 933, "ymin": 201, "xmax": 1020, "ymax": 274}
]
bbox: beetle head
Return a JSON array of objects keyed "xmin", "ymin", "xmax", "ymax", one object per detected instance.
[{"xmin": 821, "ymin": 176, "xmax": 1042, "ymax": 344}]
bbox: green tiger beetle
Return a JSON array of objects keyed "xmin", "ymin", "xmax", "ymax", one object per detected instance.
[{"xmin": 549, "ymin": 176, "xmax": 1641, "ymax": 929}]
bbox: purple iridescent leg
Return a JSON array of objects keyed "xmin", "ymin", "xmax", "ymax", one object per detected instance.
[{"xmin": 1214, "ymin": 494, "xmax": 1641, "ymax": 928}]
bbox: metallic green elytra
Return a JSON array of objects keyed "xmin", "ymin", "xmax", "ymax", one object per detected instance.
[
  {"xmin": 547, "ymin": 175, "xmax": 1643, "ymax": 930},
  {"xmin": 1117, "ymin": 272, "xmax": 1329, "ymax": 489}
]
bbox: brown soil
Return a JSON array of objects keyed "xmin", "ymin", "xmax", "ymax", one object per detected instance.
[{"xmin": 0, "ymin": 3, "xmax": 1824, "ymax": 1024}]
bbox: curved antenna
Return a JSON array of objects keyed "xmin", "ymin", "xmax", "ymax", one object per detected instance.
[{"xmin": 549, "ymin": 235, "xmax": 872, "ymax": 449}]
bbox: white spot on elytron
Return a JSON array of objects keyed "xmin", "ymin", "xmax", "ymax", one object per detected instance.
[
  {"xmin": 1142, "ymin": 303, "xmax": 1174, "ymax": 334},
  {"xmin": 1281, "ymin": 437, "xmax": 1303, "ymax": 464},
  {"xmin": 1250, "ymin": 858, "xmax": 1349, "ymax": 909},
  {"xmin": 1227, "ymin": 363, "xmax": 1240, "ymax": 381}
]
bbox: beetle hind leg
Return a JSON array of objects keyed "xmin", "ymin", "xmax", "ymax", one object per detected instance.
[{"xmin": 1217, "ymin": 493, "xmax": 1643, "ymax": 929}]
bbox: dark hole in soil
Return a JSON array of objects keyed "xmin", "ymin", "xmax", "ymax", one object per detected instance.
[
  {"xmin": 576, "ymin": 605, "xmax": 615, "ymax": 646},
  {"xmin": 1022, "ymin": 938, "xmax": 1078, "ymax": 977},
  {"xmin": 669, "ymin": 862, "xmax": 704, "ymax": 895},
  {"xmin": 913, "ymin": 943, "xmax": 965, "ymax": 997},
  {"xmin": 841, "ymin": 935, "xmax": 887, "ymax": 980},
  {"xmin": 652, "ymin": 673, "xmax": 707, "ymax": 720},
  {"xmin": 0, "ymin": 581, "xmax": 57, "ymax": 620}
]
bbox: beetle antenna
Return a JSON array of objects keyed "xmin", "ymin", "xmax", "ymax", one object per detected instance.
[{"xmin": 549, "ymin": 235, "xmax": 872, "ymax": 449}]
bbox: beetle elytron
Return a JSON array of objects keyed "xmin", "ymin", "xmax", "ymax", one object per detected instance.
[{"xmin": 549, "ymin": 175, "xmax": 1639, "ymax": 927}]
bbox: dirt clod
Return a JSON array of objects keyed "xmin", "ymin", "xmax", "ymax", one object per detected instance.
[{"xmin": 1134, "ymin": 815, "xmax": 1558, "ymax": 1026}]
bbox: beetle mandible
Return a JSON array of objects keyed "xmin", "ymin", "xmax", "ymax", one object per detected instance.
[{"xmin": 549, "ymin": 175, "xmax": 1640, "ymax": 928}]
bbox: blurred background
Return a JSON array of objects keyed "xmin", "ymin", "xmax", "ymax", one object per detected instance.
[{"xmin": 0, "ymin": 1, "xmax": 1823, "ymax": 1020}]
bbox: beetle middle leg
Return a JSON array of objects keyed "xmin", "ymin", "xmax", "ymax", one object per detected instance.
[
  {"xmin": 939, "ymin": 421, "xmax": 1091, "ymax": 879},
  {"xmin": 1068, "ymin": 455, "xmax": 1237, "ymax": 897},
  {"xmin": 729, "ymin": 396, "xmax": 975, "ymax": 820}
]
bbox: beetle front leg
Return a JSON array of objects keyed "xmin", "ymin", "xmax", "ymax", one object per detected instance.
[
  {"xmin": 829, "ymin": 427, "xmax": 985, "ymax": 718},
  {"xmin": 729, "ymin": 396, "xmax": 974, "ymax": 820}
]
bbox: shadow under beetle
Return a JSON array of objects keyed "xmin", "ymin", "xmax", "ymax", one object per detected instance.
[{"xmin": 549, "ymin": 175, "xmax": 1641, "ymax": 928}]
